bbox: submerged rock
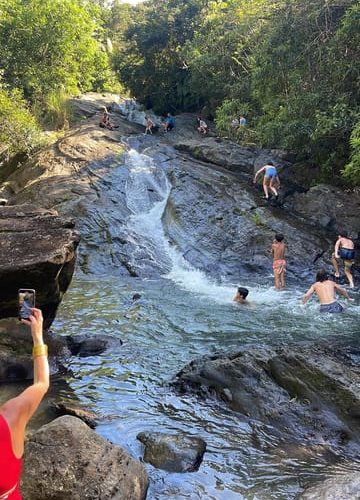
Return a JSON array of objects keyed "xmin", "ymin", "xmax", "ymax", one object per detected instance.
[
  {"xmin": 298, "ymin": 471, "xmax": 360, "ymax": 499},
  {"xmin": 137, "ymin": 431, "xmax": 206, "ymax": 473},
  {"xmin": 21, "ymin": 415, "xmax": 149, "ymax": 500},
  {"xmin": 0, "ymin": 204, "xmax": 79, "ymax": 328},
  {"xmin": 66, "ymin": 333, "xmax": 123, "ymax": 357},
  {"xmin": 172, "ymin": 345, "xmax": 360, "ymax": 461}
]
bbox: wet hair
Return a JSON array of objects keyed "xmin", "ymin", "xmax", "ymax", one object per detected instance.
[
  {"xmin": 339, "ymin": 231, "xmax": 348, "ymax": 238},
  {"xmin": 267, "ymin": 161, "xmax": 274, "ymax": 166},
  {"xmin": 275, "ymin": 233, "xmax": 284, "ymax": 242},
  {"xmin": 237, "ymin": 287, "xmax": 249, "ymax": 299},
  {"xmin": 316, "ymin": 269, "xmax": 328, "ymax": 282},
  {"xmin": 132, "ymin": 293, "xmax": 142, "ymax": 301}
]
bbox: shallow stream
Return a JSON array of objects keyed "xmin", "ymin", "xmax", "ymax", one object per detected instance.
[{"xmin": 54, "ymin": 148, "xmax": 359, "ymax": 499}]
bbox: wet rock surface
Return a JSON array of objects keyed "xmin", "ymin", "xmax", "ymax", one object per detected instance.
[
  {"xmin": 137, "ymin": 431, "xmax": 206, "ymax": 473},
  {"xmin": 0, "ymin": 205, "xmax": 79, "ymax": 328},
  {"xmin": 172, "ymin": 344, "xmax": 360, "ymax": 462},
  {"xmin": 66, "ymin": 333, "xmax": 123, "ymax": 357},
  {"xmin": 298, "ymin": 471, "xmax": 360, "ymax": 499},
  {"xmin": 21, "ymin": 415, "xmax": 149, "ymax": 500}
]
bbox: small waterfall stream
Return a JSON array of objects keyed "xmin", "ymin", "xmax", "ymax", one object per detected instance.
[{"xmin": 54, "ymin": 146, "xmax": 360, "ymax": 500}]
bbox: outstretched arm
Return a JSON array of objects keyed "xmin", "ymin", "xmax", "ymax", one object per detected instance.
[
  {"xmin": 334, "ymin": 283, "xmax": 351, "ymax": 300},
  {"xmin": 1, "ymin": 309, "xmax": 49, "ymax": 430},
  {"xmin": 253, "ymin": 166, "xmax": 265, "ymax": 183},
  {"xmin": 302, "ymin": 285, "xmax": 315, "ymax": 304},
  {"xmin": 334, "ymin": 239, "xmax": 341, "ymax": 259}
]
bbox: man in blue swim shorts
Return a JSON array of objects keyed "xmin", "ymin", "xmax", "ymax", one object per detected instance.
[
  {"xmin": 253, "ymin": 161, "xmax": 280, "ymax": 200},
  {"xmin": 302, "ymin": 269, "xmax": 353, "ymax": 313},
  {"xmin": 331, "ymin": 231, "xmax": 355, "ymax": 288}
]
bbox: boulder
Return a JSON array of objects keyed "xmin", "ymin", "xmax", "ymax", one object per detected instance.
[
  {"xmin": 137, "ymin": 431, "xmax": 206, "ymax": 473},
  {"xmin": 0, "ymin": 205, "xmax": 79, "ymax": 328},
  {"xmin": 298, "ymin": 471, "xmax": 360, "ymax": 499},
  {"xmin": 21, "ymin": 415, "xmax": 149, "ymax": 500},
  {"xmin": 51, "ymin": 402, "xmax": 98, "ymax": 428},
  {"xmin": 0, "ymin": 318, "xmax": 68, "ymax": 382},
  {"xmin": 66, "ymin": 333, "xmax": 123, "ymax": 357},
  {"xmin": 172, "ymin": 345, "xmax": 360, "ymax": 460},
  {"xmin": 284, "ymin": 184, "xmax": 360, "ymax": 241}
]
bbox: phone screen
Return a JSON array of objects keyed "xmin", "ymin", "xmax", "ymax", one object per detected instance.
[{"xmin": 18, "ymin": 289, "xmax": 36, "ymax": 320}]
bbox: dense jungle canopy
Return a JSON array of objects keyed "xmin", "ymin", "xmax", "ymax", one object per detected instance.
[{"xmin": 0, "ymin": 0, "xmax": 359, "ymax": 183}]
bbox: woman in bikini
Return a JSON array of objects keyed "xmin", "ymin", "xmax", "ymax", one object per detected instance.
[{"xmin": 0, "ymin": 308, "xmax": 49, "ymax": 499}]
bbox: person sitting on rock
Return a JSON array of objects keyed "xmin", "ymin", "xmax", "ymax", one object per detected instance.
[
  {"xmin": 302, "ymin": 269, "xmax": 353, "ymax": 313},
  {"xmin": 331, "ymin": 232, "xmax": 355, "ymax": 288},
  {"xmin": 0, "ymin": 308, "xmax": 49, "ymax": 499},
  {"xmin": 197, "ymin": 118, "xmax": 208, "ymax": 135},
  {"xmin": 162, "ymin": 113, "xmax": 176, "ymax": 132},
  {"xmin": 144, "ymin": 116, "xmax": 155, "ymax": 135},
  {"xmin": 239, "ymin": 116, "xmax": 247, "ymax": 126},
  {"xmin": 99, "ymin": 109, "xmax": 118, "ymax": 131},
  {"xmin": 253, "ymin": 161, "xmax": 280, "ymax": 200}
]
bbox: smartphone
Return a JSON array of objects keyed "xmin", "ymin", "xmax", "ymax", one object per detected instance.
[{"xmin": 18, "ymin": 289, "xmax": 36, "ymax": 320}]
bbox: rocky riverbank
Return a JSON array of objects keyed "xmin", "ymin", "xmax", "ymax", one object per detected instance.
[{"xmin": 0, "ymin": 93, "xmax": 359, "ymax": 498}]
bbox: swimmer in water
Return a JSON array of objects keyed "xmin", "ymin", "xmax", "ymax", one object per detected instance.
[
  {"xmin": 233, "ymin": 287, "xmax": 254, "ymax": 307},
  {"xmin": 302, "ymin": 269, "xmax": 353, "ymax": 313}
]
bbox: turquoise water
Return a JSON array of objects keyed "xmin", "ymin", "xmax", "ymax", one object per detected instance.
[{"xmin": 55, "ymin": 274, "xmax": 359, "ymax": 500}]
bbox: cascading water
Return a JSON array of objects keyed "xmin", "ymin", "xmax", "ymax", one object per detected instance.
[{"xmin": 52, "ymin": 146, "xmax": 359, "ymax": 500}]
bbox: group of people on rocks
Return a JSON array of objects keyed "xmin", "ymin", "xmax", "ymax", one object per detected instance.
[{"xmin": 234, "ymin": 231, "xmax": 356, "ymax": 314}]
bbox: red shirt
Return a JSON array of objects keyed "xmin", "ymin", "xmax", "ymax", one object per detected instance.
[{"xmin": 0, "ymin": 414, "xmax": 22, "ymax": 499}]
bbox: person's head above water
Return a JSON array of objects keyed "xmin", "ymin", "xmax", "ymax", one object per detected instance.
[
  {"xmin": 274, "ymin": 233, "xmax": 284, "ymax": 242},
  {"xmin": 316, "ymin": 269, "xmax": 328, "ymax": 282},
  {"xmin": 132, "ymin": 293, "xmax": 142, "ymax": 301},
  {"xmin": 237, "ymin": 287, "xmax": 249, "ymax": 299}
]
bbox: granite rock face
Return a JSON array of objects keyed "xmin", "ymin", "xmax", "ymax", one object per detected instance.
[
  {"xmin": 172, "ymin": 345, "xmax": 360, "ymax": 462},
  {"xmin": 21, "ymin": 415, "xmax": 149, "ymax": 500},
  {"xmin": 0, "ymin": 205, "xmax": 80, "ymax": 328},
  {"xmin": 298, "ymin": 471, "xmax": 360, "ymax": 499}
]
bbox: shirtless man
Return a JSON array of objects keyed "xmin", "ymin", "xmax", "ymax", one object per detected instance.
[
  {"xmin": 302, "ymin": 269, "xmax": 352, "ymax": 313},
  {"xmin": 253, "ymin": 162, "xmax": 280, "ymax": 200},
  {"xmin": 331, "ymin": 232, "xmax": 355, "ymax": 288},
  {"xmin": 272, "ymin": 234, "xmax": 286, "ymax": 289}
]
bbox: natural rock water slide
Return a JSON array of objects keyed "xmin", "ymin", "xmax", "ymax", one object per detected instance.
[{"xmin": 0, "ymin": 94, "xmax": 359, "ymax": 498}]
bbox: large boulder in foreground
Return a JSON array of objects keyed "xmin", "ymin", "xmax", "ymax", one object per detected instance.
[
  {"xmin": 21, "ymin": 415, "xmax": 149, "ymax": 500},
  {"xmin": 298, "ymin": 471, "xmax": 360, "ymax": 499},
  {"xmin": 171, "ymin": 345, "xmax": 360, "ymax": 462},
  {"xmin": 0, "ymin": 205, "xmax": 79, "ymax": 328}
]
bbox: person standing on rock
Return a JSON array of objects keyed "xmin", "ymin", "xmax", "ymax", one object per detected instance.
[
  {"xmin": 302, "ymin": 269, "xmax": 353, "ymax": 313},
  {"xmin": 253, "ymin": 162, "xmax": 279, "ymax": 200},
  {"xmin": 0, "ymin": 308, "xmax": 49, "ymax": 499},
  {"xmin": 272, "ymin": 234, "xmax": 286, "ymax": 289},
  {"xmin": 144, "ymin": 116, "xmax": 155, "ymax": 135},
  {"xmin": 331, "ymin": 232, "xmax": 355, "ymax": 288}
]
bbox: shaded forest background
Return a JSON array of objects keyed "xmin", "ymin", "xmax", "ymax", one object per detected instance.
[{"xmin": 0, "ymin": 0, "xmax": 359, "ymax": 184}]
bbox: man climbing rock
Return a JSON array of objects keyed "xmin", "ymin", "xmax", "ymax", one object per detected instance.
[
  {"xmin": 253, "ymin": 162, "xmax": 280, "ymax": 200},
  {"xmin": 331, "ymin": 232, "xmax": 355, "ymax": 288}
]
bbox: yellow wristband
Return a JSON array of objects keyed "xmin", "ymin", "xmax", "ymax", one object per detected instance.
[{"xmin": 32, "ymin": 344, "xmax": 48, "ymax": 358}]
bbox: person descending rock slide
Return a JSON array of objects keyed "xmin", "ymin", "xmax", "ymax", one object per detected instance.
[
  {"xmin": 331, "ymin": 232, "xmax": 355, "ymax": 288},
  {"xmin": 253, "ymin": 162, "xmax": 280, "ymax": 200},
  {"xmin": 302, "ymin": 269, "xmax": 353, "ymax": 313}
]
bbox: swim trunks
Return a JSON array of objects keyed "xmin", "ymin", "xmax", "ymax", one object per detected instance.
[
  {"xmin": 339, "ymin": 248, "xmax": 355, "ymax": 261},
  {"xmin": 265, "ymin": 166, "xmax": 277, "ymax": 178},
  {"xmin": 272, "ymin": 259, "xmax": 286, "ymax": 274},
  {"xmin": 320, "ymin": 301, "xmax": 343, "ymax": 313}
]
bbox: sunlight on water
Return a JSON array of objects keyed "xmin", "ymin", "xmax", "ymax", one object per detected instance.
[{"xmin": 53, "ymin": 148, "xmax": 359, "ymax": 500}]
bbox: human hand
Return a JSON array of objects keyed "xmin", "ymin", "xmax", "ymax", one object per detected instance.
[{"xmin": 22, "ymin": 308, "xmax": 44, "ymax": 345}]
